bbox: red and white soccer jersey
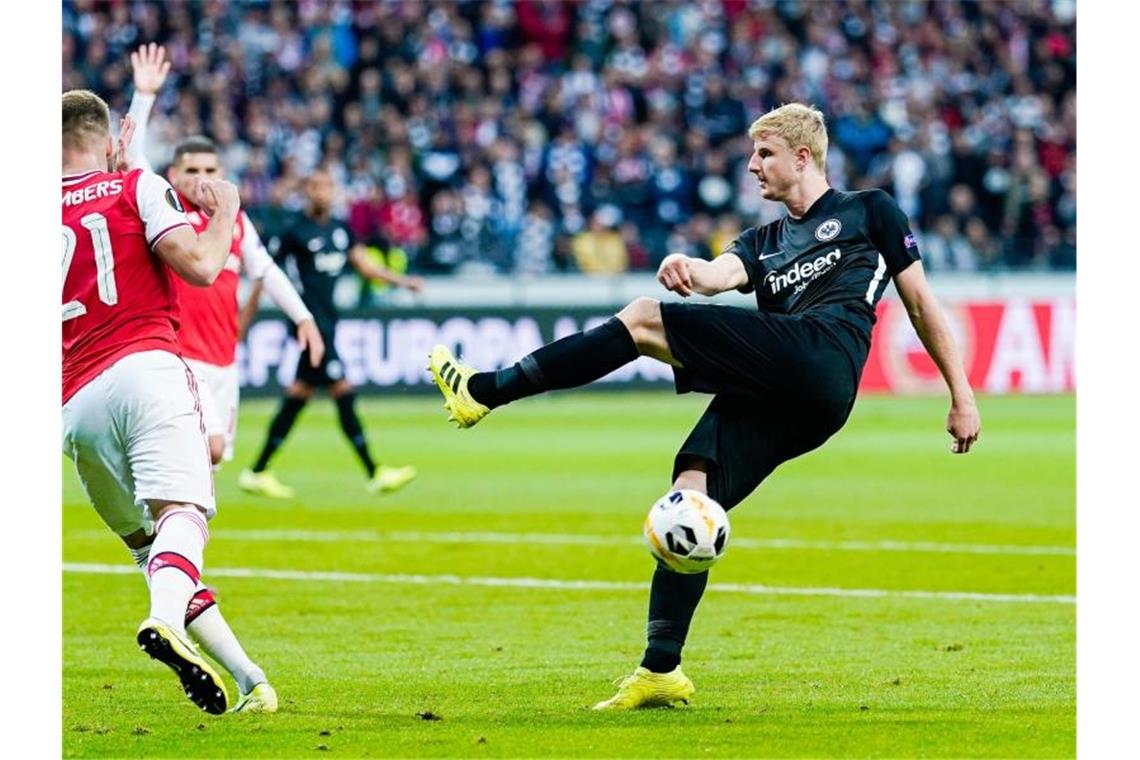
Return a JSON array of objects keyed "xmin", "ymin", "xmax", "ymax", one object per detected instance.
[
  {"xmin": 61, "ymin": 168, "xmax": 189, "ymax": 403},
  {"xmin": 173, "ymin": 201, "xmax": 277, "ymax": 461},
  {"xmin": 173, "ymin": 202, "xmax": 274, "ymax": 367},
  {"xmin": 62, "ymin": 169, "xmax": 216, "ymax": 528}
]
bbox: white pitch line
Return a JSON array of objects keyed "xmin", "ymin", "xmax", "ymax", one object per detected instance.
[
  {"xmin": 62, "ymin": 563, "xmax": 1075, "ymax": 606},
  {"xmin": 74, "ymin": 528, "xmax": 1074, "ymax": 558}
]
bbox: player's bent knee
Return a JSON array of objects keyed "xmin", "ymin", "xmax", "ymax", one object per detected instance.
[
  {"xmin": 617, "ymin": 297, "xmax": 664, "ymax": 347},
  {"xmin": 286, "ymin": 383, "xmax": 315, "ymax": 401},
  {"xmin": 146, "ymin": 499, "xmax": 209, "ymax": 522},
  {"xmin": 329, "ymin": 380, "xmax": 354, "ymax": 399}
]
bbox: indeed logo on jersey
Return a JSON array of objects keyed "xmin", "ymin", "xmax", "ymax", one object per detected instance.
[
  {"xmin": 62, "ymin": 179, "xmax": 123, "ymax": 206},
  {"xmin": 763, "ymin": 248, "xmax": 841, "ymax": 295}
]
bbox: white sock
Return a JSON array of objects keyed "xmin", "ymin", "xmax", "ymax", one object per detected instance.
[
  {"xmin": 186, "ymin": 596, "xmax": 268, "ymax": 694},
  {"xmin": 145, "ymin": 506, "xmax": 208, "ymax": 634}
]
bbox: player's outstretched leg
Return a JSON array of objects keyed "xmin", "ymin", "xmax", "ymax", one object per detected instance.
[
  {"xmin": 429, "ymin": 315, "xmax": 640, "ymax": 428},
  {"xmin": 137, "ymin": 504, "xmax": 230, "ymax": 714},
  {"xmin": 593, "ymin": 565, "xmax": 704, "ymax": 710}
]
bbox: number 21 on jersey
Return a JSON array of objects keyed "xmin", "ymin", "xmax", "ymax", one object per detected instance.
[{"xmin": 62, "ymin": 212, "xmax": 118, "ymax": 321}]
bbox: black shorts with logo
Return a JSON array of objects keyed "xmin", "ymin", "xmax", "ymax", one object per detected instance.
[
  {"xmin": 660, "ymin": 301, "xmax": 870, "ymax": 510},
  {"xmin": 294, "ymin": 332, "xmax": 345, "ymax": 387}
]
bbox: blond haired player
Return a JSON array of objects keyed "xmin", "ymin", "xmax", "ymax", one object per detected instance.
[
  {"xmin": 62, "ymin": 87, "xmax": 265, "ymax": 714},
  {"xmin": 429, "ymin": 103, "xmax": 981, "ymax": 709}
]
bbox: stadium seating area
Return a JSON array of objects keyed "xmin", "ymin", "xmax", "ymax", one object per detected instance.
[{"xmin": 62, "ymin": 0, "xmax": 1076, "ymax": 274}]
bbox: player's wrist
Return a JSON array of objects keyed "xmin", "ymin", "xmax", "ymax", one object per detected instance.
[{"xmin": 950, "ymin": 390, "xmax": 976, "ymax": 408}]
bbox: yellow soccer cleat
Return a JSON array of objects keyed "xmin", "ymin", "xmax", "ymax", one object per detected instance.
[
  {"xmin": 367, "ymin": 464, "xmax": 418, "ymax": 494},
  {"xmin": 137, "ymin": 618, "xmax": 229, "ymax": 715},
  {"xmin": 592, "ymin": 666, "xmax": 695, "ymax": 711},
  {"xmin": 238, "ymin": 469, "xmax": 295, "ymax": 499},
  {"xmin": 427, "ymin": 345, "xmax": 490, "ymax": 429},
  {"xmin": 232, "ymin": 682, "xmax": 279, "ymax": 714}
]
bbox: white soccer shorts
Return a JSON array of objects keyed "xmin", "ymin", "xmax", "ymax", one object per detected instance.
[
  {"xmin": 184, "ymin": 358, "xmax": 240, "ymax": 461},
  {"xmin": 62, "ymin": 350, "xmax": 217, "ymax": 537}
]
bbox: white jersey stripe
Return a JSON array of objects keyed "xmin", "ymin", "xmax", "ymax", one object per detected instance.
[{"xmin": 865, "ymin": 253, "xmax": 887, "ymax": 304}]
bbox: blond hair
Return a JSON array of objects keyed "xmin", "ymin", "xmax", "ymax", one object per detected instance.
[
  {"xmin": 748, "ymin": 103, "xmax": 828, "ymax": 171},
  {"xmin": 62, "ymin": 89, "xmax": 111, "ymax": 151}
]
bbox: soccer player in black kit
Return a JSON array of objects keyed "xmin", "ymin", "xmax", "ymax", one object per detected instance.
[
  {"xmin": 240, "ymin": 171, "xmax": 424, "ymax": 499},
  {"xmin": 429, "ymin": 103, "xmax": 982, "ymax": 709}
]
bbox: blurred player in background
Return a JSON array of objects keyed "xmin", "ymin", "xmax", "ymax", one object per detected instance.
[
  {"xmin": 430, "ymin": 103, "xmax": 981, "ymax": 709},
  {"xmin": 240, "ymin": 169, "xmax": 425, "ymax": 498},
  {"xmin": 126, "ymin": 43, "xmax": 324, "ymax": 467},
  {"xmin": 62, "ymin": 88, "xmax": 275, "ymax": 714}
]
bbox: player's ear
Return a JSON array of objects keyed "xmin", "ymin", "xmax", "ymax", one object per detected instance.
[{"xmin": 797, "ymin": 146, "xmax": 811, "ymax": 172}]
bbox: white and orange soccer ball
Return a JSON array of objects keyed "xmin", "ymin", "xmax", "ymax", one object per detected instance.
[{"xmin": 643, "ymin": 490, "xmax": 730, "ymax": 574}]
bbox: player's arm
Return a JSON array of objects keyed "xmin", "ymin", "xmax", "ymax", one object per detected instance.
[
  {"xmin": 154, "ymin": 179, "xmax": 241, "ymax": 286},
  {"xmin": 894, "ymin": 261, "xmax": 981, "ymax": 454},
  {"xmin": 237, "ymin": 279, "xmax": 264, "ymax": 340},
  {"xmin": 656, "ymin": 253, "xmax": 748, "ymax": 297},
  {"xmin": 241, "ymin": 215, "xmax": 324, "ymax": 366},
  {"xmin": 124, "ymin": 43, "xmax": 170, "ymax": 173},
  {"xmin": 348, "ymin": 243, "xmax": 424, "ymax": 293},
  {"xmin": 865, "ymin": 188, "xmax": 980, "ymax": 454}
]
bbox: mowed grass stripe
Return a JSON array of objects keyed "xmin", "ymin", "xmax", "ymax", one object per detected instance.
[
  {"xmin": 63, "ymin": 562, "xmax": 1075, "ymax": 605},
  {"xmin": 219, "ymin": 528, "xmax": 1078, "ymax": 556},
  {"xmin": 73, "ymin": 528, "xmax": 1074, "ymax": 556}
]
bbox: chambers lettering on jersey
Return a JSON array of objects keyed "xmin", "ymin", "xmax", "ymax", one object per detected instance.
[{"xmin": 62, "ymin": 178, "xmax": 124, "ymax": 206}]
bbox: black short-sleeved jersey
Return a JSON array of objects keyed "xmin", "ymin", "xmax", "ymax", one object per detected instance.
[
  {"xmin": 268, "ymin": 212, "xmax": 356, "ymax": 338},
  {"xmin": 724, "ymin": 188, "xmax": 921, "ymax": 344}
]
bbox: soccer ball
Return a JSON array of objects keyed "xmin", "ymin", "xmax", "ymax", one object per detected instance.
[{"xmin": 643, "ymin": 490, "xmax": 730, "ymax": 574}]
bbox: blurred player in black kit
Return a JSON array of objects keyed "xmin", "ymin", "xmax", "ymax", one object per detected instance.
[{"xmin": 240, "ymin": 171, "xmax": 424, "ymax": 499}]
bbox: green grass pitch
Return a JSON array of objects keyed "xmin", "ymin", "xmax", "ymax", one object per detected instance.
[{"xmin": 63, "ymin": 391, "xmax": 1074, "ymax": 758}]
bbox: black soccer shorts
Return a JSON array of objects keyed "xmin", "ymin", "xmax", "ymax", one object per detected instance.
[
  {"xmin": 660, "ymin": 302, "xmax": 867, "ymax": 510},
  {"xmin": 293, "ymin": 336, "xmax": 344, "ymax": 387}
]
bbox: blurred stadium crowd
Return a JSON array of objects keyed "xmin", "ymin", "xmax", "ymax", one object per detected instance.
[{"xmin": 63, "ymin": 0, "xmax": 1076, "ymax": 275}]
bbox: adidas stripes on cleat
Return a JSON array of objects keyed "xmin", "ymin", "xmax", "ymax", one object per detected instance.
[{"xmin": 428, "ymin": 345, "xmax": 490, "ymax": 429}]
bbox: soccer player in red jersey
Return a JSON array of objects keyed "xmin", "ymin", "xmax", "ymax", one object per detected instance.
[
  {"xmin": 126, "ymin": 44, "xmax": 323, "ymax": 467},
  {"xmin": 62, "ymin": 88, "xmax": 275, "ymax": 714}
]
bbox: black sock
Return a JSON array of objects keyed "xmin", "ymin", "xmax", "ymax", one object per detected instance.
[
  {"xmin": 466, "ymin": 317, "xmax": 640, "ymax": 408},
  {"xmin": 252, "ymin": 396, "xmax": 307, "ymax": 473},
  {"xmin": 335, "ymin": 393, "xmax": 377, "ymax": 478},
  {"xmin": 640, "ymin": 564, "xmax": 709, "ymax": 673}
]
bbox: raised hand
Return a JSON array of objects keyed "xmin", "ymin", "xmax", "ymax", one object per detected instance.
[
  {"xmin": 113, "ymin": 115, "xmax": 136, "ymax": 172},
  {"xmin": 130, "ymin": 42, "xmax": 171, "ymax": 95}
]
